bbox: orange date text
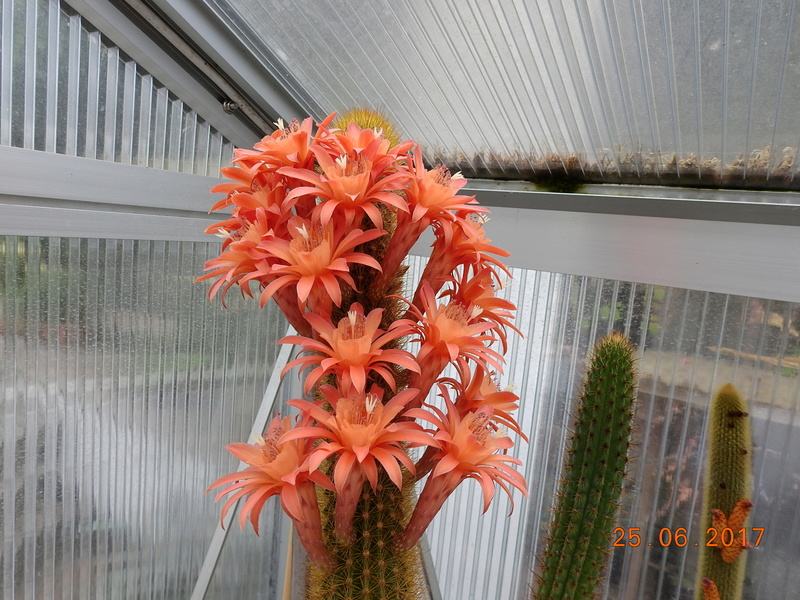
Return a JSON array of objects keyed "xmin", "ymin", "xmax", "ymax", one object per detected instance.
[
  {"xmin": 611, "ymin": 527, "xmax": 764, "ymax": 547},
  {"xmin": 706, "ymin": 527, "xmax": 764, "ymax": 548}
]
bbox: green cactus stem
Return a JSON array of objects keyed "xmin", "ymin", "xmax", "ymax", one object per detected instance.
[
  {"xmin": 534, "ymin": 333, "xmax": 638, "ymax": 600},
  {"xmin": 305, "ymin": 471, "xmax": 426, "ymax": 600},
  {"xmin": 695, "ymin": 384, "xmax": 753, "ymax": 600}
]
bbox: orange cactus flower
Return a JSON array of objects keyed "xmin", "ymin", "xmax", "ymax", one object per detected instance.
[
  {"xmin": 405, "ymin": 146, "xmax": 483, "ymax": 224},
  {"xmin": 440, "ymin": 361, "xmax": 526, "ymax": 440},
  {"xmin": 415, "ymin": 211, "xmax": 512, "ymax": 303},
  {"xmin": 396, "ymin": 400, "xmax": 527, "ymax": 551},
  {"xmin": 402, "ymin": 281, "xmax": 504, "ymax": 407},
  {"xmin": 204, "ymin": 182, "xmax": 299, "ymax": 264},
  {"xmin": 281, "ymin": 303, "xmax": 420, "ymax": 394},
  {"xmin": 318, "ymin": 118, "xmax": 414, "ymax": 163},
  {"xmin": 254, "ymin": 218, "xmax": 384, "ymax": 314},
  {"xmin": 279, "ymin": 143, "xmax": 411, "ymax": 230},
  {"xmin": 710, "ymin": 498, "xmax": 753, "ymax": 562},
  {"xmin": 283, "ymin": 387, "xmax": 436, "ymax": 542},
  {"xmin": 196, "ymin": 208, "xmax": 274, "ymax": 305},
  {"xmin": 233, "ymin": 116, "xmax": 320, "ymax": 182},
  {"xmin": 440, "ymin": 266, "xmax": 520, "ymax": 352},
  {"xmin": 225, "ymin": 115, "xmax": 337, "ymax": 218},
  {"xmin": 377, "ymin": 148, "xmax": 484, "ymax": 292},
  {"xmin": 208, "ymin": 162, "xmax": 261, "ymax": 207},
  {"xmin": 206, "ymin": 415, "xmax": 335, "ymax": 568}
]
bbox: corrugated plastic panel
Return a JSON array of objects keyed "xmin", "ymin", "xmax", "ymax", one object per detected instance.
[
  {"xmin": 206, "ymin": 0, "xmax": 800, "ymax": 190},
  {"xmin": 0, "ymin": 0, "xmax": 233, "ymax": 175},
  {"xmin": 0, "ymin": 236, "xmax": 287, "ymax": 599},
  {"xmin": 403, "ymin": 255, "xmax": 800, "ymax": 600}
]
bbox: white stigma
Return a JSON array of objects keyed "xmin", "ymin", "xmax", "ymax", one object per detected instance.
[
  {"xmin": 348, "ymin": 310, "xmax": 358, "ymax": 327},
  {"xmin": 365, "ymin": 394, "xmax": 379, "ymax": 415},
  {"xmin": 274, "ymin": 118, "xmax": 285, "ymax": 130},
  {"xmin": 451, "ymin": 171, "xmax": 465, "ymax": 181},
  {"xmin": 335, "ymin": 154, "xmax": 348, "ymax": 172},
  {"xmin": 295, "ymin": 224, "xmax": 310, "ymax": 240}
]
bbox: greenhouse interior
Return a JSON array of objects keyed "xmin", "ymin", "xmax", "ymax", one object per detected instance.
[{"xmin": 3, "ymin": 1, "xmax": 800, "ymax": 599}]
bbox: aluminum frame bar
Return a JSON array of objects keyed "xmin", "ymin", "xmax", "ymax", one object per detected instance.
[
  {"xmin": 141, "ymin": 0, "xmax": 315, "ymax": 122},
  {"xmin": 411, "ymin": 183, "xmax": 800, "ymax": 302},
  {"xmin": 0, "ymin": 146, "xmax": 221, "ymax": 242},
  {"xmin": 3, "ymin": 143, "xmax": 799, "ymax": 300}
]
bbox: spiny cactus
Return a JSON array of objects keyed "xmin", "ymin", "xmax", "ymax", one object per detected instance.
[
  {"xmin": 332, "ymin": 108, "xmax": 403, "ymax": 147},
  {"xmin": 305, "ymin": 106, "xmax": 425, "ymax": 599},
  {"xmin": 306, "ymin": 472, "xmax": 426, "ymax": 600},
  {"xmin": 533, "ymin": 332, "xmax": 638, "ymax": 600},
  {"xmin": 695, "ymin": 384, "xmax": 753, "ymax": 600},
  {"xmin": 204, "ymin": 107, "xmax": 527, "ymax": 600}
]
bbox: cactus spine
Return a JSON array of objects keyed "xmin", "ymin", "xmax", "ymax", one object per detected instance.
[
  {"xmin": 534, "ymin": 333, "xmax": 638, "ymax": 600},
  {"xmin": 695, "ymin": 384, "xmax": 753, "ymax": 600}
]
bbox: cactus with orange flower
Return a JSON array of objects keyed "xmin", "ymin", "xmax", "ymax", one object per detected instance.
[
  {"xmin": 695, "ymin": 384, "xmax": 753, "ymax": 600},
  {"xmin": 201, "ymin": 110, "xmax": 527, "ymax": 599},
  {"xmin": 533, "ymin": 333, "xmax": 638, "ymax": 600}
]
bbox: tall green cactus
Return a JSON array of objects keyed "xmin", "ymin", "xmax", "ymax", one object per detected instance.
[
  {"xmin": 695, "ymin": 384, "xmax": 753, "ymax": 600},
  {"xmin": 533, "ymin": 333, "xmax": 638, "ymax": 600}
]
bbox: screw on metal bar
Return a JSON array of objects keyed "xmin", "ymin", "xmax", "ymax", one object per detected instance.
[{"xmin": 222, "ymin": 100, "xmax": 239, "ymax": 114}]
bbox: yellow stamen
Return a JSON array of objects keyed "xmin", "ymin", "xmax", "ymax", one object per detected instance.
[
  {"xmin": 469, "ymin": 411, "xmax": 492, "ymax": 444},
  {"xmin": 442, "ymin": 302, "xmax": 471, "ymax": 325}
]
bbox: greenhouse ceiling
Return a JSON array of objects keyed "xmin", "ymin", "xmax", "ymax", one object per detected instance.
[{"xmin": 113, "ymin": 0, "xmax": 800, "ymax": 189}]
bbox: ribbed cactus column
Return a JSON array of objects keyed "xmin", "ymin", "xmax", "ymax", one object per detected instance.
[
  {"xmin": 695, "ymin": 384, "xmax": 753, "ymax": 600},
  {"xmin": 533, "ymin": 333, "xmax": 638, "ymax": 600},
  {"xmin": 305, "ymin": 474, "xmax": 425, "ymax": 600}
]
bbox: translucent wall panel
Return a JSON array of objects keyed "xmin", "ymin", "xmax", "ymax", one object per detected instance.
[
  {"xmin": 403, "ymin": 256, "xmax": 800, "ymax": 600},
  {"xmin": 1, "ymin": 236, "xmax": 287, "ymax": 599},
  {"xmin": 205, "ymin": 0, "xmax": 800, "ymax": 190},
  {"xmin": 203, "ymin": 372, "xmax": 303, "ymax": 600},
  {"xmin": 0, "ymin": 0, "xmax": 234, "ymax": 175}
]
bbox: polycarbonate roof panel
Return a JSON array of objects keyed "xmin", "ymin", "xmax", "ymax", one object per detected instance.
[{"xmin": 208, "ymin": 0, "xmax": 800, "ymax": 189}]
